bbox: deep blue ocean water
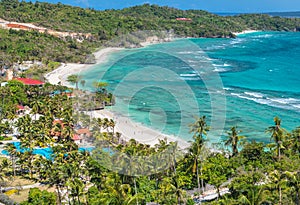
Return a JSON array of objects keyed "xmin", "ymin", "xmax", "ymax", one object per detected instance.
[{"xmin": 81, "ymin": 31, "xmax": 300, "ymax": 144}]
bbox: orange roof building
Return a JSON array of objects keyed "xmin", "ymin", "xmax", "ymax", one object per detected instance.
[{"xmin": 14, "ymin": 78, "xmax": 44, "ymax": 86}]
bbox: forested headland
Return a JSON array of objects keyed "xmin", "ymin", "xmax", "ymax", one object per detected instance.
[{"xmin": 1, "ymin": 0, "xmax": 300, "ymax": 64}]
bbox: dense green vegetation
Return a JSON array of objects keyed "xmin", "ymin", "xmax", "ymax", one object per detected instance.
[
  {"xmin": 0, "ymin": 2, "xmax": 300, "ymax": 203},
  {"xmin": 0, "ymin": 81, "xmax": 299, "ymax": 204},
  {"xmin": 0, "ymin": 0, "xmax": 300, "ymax": 64},
  {"xmin": 0, "ymin": 28, "xmax": 94, "ymax": 64},
  {"xmin": 1, "ymin": 0, "xmax": 300, "ymax": 37}
]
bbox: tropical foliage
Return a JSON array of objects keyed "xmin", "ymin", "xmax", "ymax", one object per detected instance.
[{"xmin": 0, "ymin": 80, "xmax": 299, "ymax": 204}]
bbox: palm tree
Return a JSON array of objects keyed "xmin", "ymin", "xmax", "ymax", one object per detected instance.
[
  {"xmin": 4, "ymin": 143, "xmax": 18, "ymax": 177},
  {"xmin": 109, "ymin": 119, "xmax": 116, "ymax": 134},
  {"xmin": 93, "ymin": 81, "xmax": 108, "ymax": 93},
  {"xmin": 189, "ymin": 116, "xmax": 209, "ymax": 194},
  {"xmin": 96, "ymin": 118, "xmax": 103, "ymax": 133},
  {"xmin": 98, "ymin": 173, "xmax": 140, "ymax": 205},
  {"xmin": 0, "ymin": 159, "xmax": 10, "ymax": 193},
  {"xmin": 238, "ymin": 187, "xmax": 271, "ymax": 205},
  {"xmin": 68, "ymin": 176, "xmax": 85, "ymax": 204},
  {"xmin": 283, "ymin": 171, "xmax": 300, "ymax": 205},
  {"xmin": 67, "ymin": 74, "xmax": 81, "ymax": 90},
  {"xmin": 20, "ymin": 150, "xmax": 38, "ymax": 179},
  {"xmin": 0, "ymin": 121, "xmax": 11, "ymax": 138},
  {"xmin": 268, "ymin": 169, "xmax": 286, "ymax": 205},
  {"xmin": 171, "ymin": 174, "xmax": 187, "ymax": 205},
  {"xmin": 266, "ymin": 117, "xmax": 287, "ymax": 159},
  {"xmin": 223, "ymin": 126, "xmax": 245, "ymax": 157},
  {"xmin": 30, "ymin": 100, "xmax": 44, "ymax": 117},
  {"xmin": 102, "ymin": 118, "xmax": 110, "ymax": 132},
  {"xmin": 189, "ymin": 116, "xmax": 209, "ymax": 139},
  {"xmin": 289, "ymin": 127, "xmax": 300, "ymax": 155}
]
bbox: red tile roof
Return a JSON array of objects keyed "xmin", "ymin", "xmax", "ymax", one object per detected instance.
[
  {"xmin": 73, "ymin": 134, "xmax": 81, "ymax": 141},
  {"xmin": 16, "ymin": 105, "xmax": 25, "ymax": 110},
  {"xmin": 76, "ymin": 128, "xmax": 90, "ymax": 135},
  {"xmin": 14, "ymin": 78, "xmax": 44, "ymax": 85}
]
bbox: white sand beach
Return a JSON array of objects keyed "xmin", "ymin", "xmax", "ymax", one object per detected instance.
[
  {"xmin": 45, "ymin": 45, "xmax": 190, "ymax": 149},
  {"xmin": 44, "ymin": 47, "xmax": 124, "ymax": 86},
  {"xmin": 87, "ymin": 109, "xmax": 190, "ymax": 148}
]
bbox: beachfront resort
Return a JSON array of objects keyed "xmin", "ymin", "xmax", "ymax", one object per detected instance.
[
  {"xmin": 0, "ymin": 66, "xmax": 300, "ymax": 205},
  {"xmin": 1, "ymin": 1, "xmax": 300, "ymax": 204}
]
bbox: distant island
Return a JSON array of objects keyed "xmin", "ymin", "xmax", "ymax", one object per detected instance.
[
  {"xmin": 215, "ymin": 11, "xmax": 300, "ymax": 18},
  {"xmin": 266, "ymin": 11, "xmax": 300, "ymax": 18}
]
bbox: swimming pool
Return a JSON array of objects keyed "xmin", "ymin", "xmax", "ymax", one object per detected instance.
[{"xmin": 1, "ymin": 142, "xmax": 94, "ymax": 159}]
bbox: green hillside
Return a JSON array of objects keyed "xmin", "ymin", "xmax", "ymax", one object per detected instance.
[{"xmin": 0, "ymin": 0, "xmax": 300, "ymax": 63}]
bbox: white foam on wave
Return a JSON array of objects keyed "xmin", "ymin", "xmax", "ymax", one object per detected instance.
[
  {"xmin": 268, "ymin": 97, "xmax": 300, "ymax": 105},
  {"xmin": 180, "ymin": 77, "xmax": 201, "ymax": 81},
  {"xmin": 177, "ymin": 51, "xmax": 194, "ymax": 54},
  {"xmin": 244, "ymin": 92, "xmax": 264, "ymax": 98},
  {"xmin": 292, "ymin": 104, "xmax": 300, "ymax": 109},
  {"xmin": 230, "ymin": 38, "xmax": 244, "ymax": 45},
  {"xmin": 231, "ymin": 93, "xmax": 257, "ymax": 101},
  {"xmin": 255, "ymin": 34, "xmax": 273, "ymax": 38},
  {"xmin": 212, "ymin": 63, "xmax": 231, "ymax": 68},
  {"xmin": 213, "ymin": 68, "xmax": 228, "ymax": 72},
  {"xmin": 180, "ymin": 73, "xmax": 198, "ymax": 77},
  {"xmin": 231, "ymin": 92, "xmax": 300, "ymax": 111}
]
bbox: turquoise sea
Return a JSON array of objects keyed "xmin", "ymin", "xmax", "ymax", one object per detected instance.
[{"xmin": 81, "ymin": 31, "xmax": 300, "ymax": 144}]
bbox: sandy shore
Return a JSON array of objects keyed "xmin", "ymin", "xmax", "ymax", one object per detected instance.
[
  {"xmin": 87, "ymin": 109, "xmax": 189, "ymax": 148},
  {"xmin": 45, "ymin": 45, "xmax": 190, "ymax": 149},
  {"xmin": 44, "ymin": 47, "xmax": 124, "ymax": 86}
]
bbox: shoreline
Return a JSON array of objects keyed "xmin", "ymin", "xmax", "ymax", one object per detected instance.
[
  {"xmin": 44, "ymin": 30, "xmax": 260, "ymax": 149},
  {"xmin": 45, "ymin": 39, "xmax": 190, "ymax": 149},
  {"xmin": 87, "ymin": 109, "xmax": 190, "ymax": 148},
  {"xmin": 44, "ymin": 47, "xmax": 124, "ymax": 86}
]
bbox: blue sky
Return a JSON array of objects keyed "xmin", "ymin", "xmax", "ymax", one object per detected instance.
[{"xmin": 38, "ymin": 0, "xmax": 300, "ymax": 12}]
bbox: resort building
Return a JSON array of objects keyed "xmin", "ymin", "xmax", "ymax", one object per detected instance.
[
  {"xmin": 176, "ymin": 17, "xmax": 192, "ymax": 21},
  {"xmin": 14, "ymin": 78, "xmax": 44, "ymax": 86},
  {"xmin": 72, "ymin": 134, "xmax": 82, "ymax": 144}
]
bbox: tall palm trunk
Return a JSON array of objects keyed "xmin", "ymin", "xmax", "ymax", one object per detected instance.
[
  {"xmin": 56, "ymin": 185, "xmax": 62, "ymax": 205},
  {"xmin": 133, "ymin": 177, "xmax": 139, "ymax": 205},
  {"xmin": 200, "ymin": 162, "xmax": 205, "ymax": 193},
  {"xmin": 29, "ymin": 152, "xmax": 34, "ymax": 179},
  {"xmin": 217, "ymin": 187, "xmax": 221, "ymax": 200},
  {"xmin": 278, "ymin": 144, "xmax": 281, "ymax": 160},
  {"xmin": 77, "ymin": 195, "xmax": 81, "ymax": 205},
  {"xmin": 177, "ymin": 194, "xmax": 181, "ymax": 205},
  {"xmin": 279, "ymin": 186, "xmax": 282, "ymax": 205},
  {"xmin": 296, "ymin": 187, "xmax": 300, "ymax": 205},
  {"xmin": 10, "ymin": 156, "xmax": 16, "ymax": 178},
  {"xmin": 196, "ymin": 161, "xmax": 201, "ymax": 194}
]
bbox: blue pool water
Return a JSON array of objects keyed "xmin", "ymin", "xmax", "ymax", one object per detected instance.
[{"xmin": 1, "ymin": 142, "xmax": 94, "ymax": 159}]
